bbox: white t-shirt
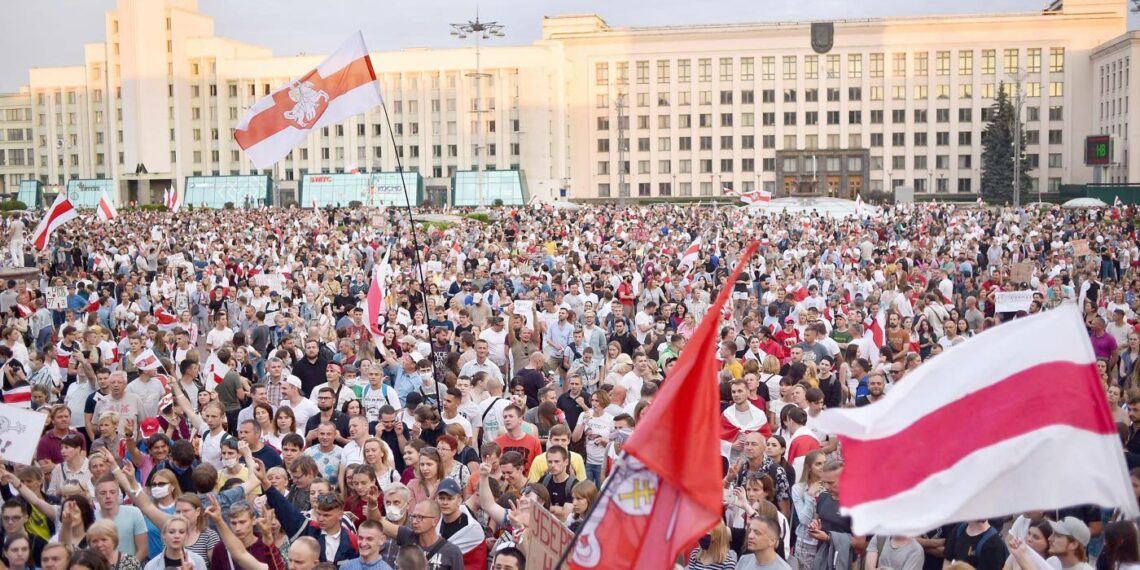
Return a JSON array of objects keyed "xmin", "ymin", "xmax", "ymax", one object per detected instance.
[
  {"xmin": 442, "ymin": 413, "xmax": 474, "ymax": 440},
  {"xmin": 206, "ymin": 327, "xmax": 234, "ymax": 350},
  {"xmin": 472, "ymin": 396, "xmax": 510, "ymax": 445},
  {"xmin": 580, "ymin": 411, "xmax": 615, "ymax": 465},
  {"xmin": 361, "ymin": 383, "xmax": 401, "ymax": 423},
  {"xmin": 282, "ymin": 398, "xmax": 321, "ymax": 431},
  {"xmin": 199, "ymin": 426, "xmax": 228, "ymax": 469},
  {"xmin": 479, "ymin": 328, "xmax": 510, "ymax": 366}
]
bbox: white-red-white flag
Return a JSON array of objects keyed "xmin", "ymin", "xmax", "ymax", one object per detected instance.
[
  {"xmin": 678, "ymin": 236, "xmax": 701, "ymax": 269},
  {"xmin": 202, "ymin": 352, "xmax": 230, "ymax": 391},
  {"xmin": 235, "ymin": 32, "xmax": 382, "ymax": 169},
  {"xmin": 97, "ymin": 191, "xmax": 118, "ymax": 221},
  {"xmin": 163, "ymin": 188, "xmax": 170, "ymax": 209},
  {"xmin": 133, "ymin": 349, "xmax": 162, "ymax": 371},
  {"xmin": 164, "ymin": 186, "xmax": 181, "ymax": 212},
  {"xmin": 721, "ymin": 186, "xmax": 736, "ymax": 195},
  {"xmin": 814, "ymin": 305, "xmax": 1136, "ymax": 535},
  {"xmin": 362, "ymin": 248, "xmax": 391, "ymax": 344},
  {"xmin": 739, "ymin": 189, "xmax": 772, "ymax": 204},
  {"xmin": 31, "ymin": 194, "xmax": 78, "ymax": 250}
]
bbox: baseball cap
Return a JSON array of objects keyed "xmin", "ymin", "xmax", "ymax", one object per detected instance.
[
  {"xmin": 285, "ymin": 375, "xmax": 303, "ymax": 390},
  {"xmin": 140, "ymin": 418, "xmax": 161, "ymax": 438},
  {"xmin": 436, "ymin": 479, "xmax": 462, "ymax": 497},
  {"xmin": 1048, "ymin": 517, "xmax": 1091, "ymax": 546}
]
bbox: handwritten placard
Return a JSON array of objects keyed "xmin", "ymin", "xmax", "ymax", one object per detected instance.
[
  {"xmin": 524, "ymin": 502, "xmax": 574, "ymax": 570},
  {"xmin": 45, "ymin": 286, "xmax": 67, "ymax": 310},
  {"xmin": 0, "ymin": 404, "xmax": 46, "ymax": 465},
  {"xmin": 995, "ymin": 290, "xmax": 1034, "ymax": 313}
]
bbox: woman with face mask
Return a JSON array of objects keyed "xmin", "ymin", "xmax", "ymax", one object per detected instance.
[{"xmin": 141, "ymin": 470, "xmax": 181, "ymax": 565}]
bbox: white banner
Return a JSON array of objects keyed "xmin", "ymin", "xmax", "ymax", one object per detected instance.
[
  {"xmin": 45, "ymin": 287, "xmax": 67, "ymax": 310},
  {"xmin": 0, "ymin": 404, "xmax": 47, "ymax": 465},
  {"xmin": 995, "ymin": 290, "xmax": 1034, "ymax": 313}
]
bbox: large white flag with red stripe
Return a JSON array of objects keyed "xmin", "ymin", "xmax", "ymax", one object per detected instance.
[
  {"xmin": 739, "ymin": 189, "xmax": 771, "ymax": 204},
  {"xmin": 234, "ymin": 32, "xmax": 382, "ymax": 169},
  {"xmin": 202, "ymin": 352, "xmax": 230, "ymax": 391},
  {"xmin": 97, "ymin": 191, "xmax": 118, "ymax": 221},
  {"xmin": 678, "ymin": 236, "xmax": 701, "ymax": 269},
  {"xmin": 814, "ymin": 305, "xmax": 1136, "ymax": 535},
  {"xmin": 362, "ymin": 248, "xmax": 391, "ymax": 345},
  {"xmin": 31, "ymin": 194, "xmax": 78, "ymax": 250},
  {"xmin": 132, "ymin": 349, "xmax": 163, "ymax": 371}
]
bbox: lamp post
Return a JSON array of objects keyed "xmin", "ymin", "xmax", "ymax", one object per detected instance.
[
  {"xmin": 1011, "ymin": 69, "xmax": 1026, "ymax": 208},
  {"xmin": 451, "ymin": 13, "xmax": 504, "ymax": 210}
]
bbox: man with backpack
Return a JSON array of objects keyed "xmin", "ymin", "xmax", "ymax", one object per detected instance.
[
  {"xmin": 540, "ymin": 445, "xmax": 578, "ymax": 519},
  {"xmin": 943, "ymin": 520, "xmax": 1008, "ymax": 570}
]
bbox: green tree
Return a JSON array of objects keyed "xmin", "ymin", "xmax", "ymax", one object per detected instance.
[{"xmin": 980, "ymin": 82, "xmax": 1030, "ymax": 204}]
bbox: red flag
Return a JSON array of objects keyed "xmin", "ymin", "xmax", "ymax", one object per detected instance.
[
  {"xmin": 32, "ymin": 194, "xmax": 79, "ymax": 250},
  {"xmin": 570, "ymin": 242, "xmax": 760, "ymax": 570},
  {"xmin": 234, "ymin": 32, "xmax": 382, "ymax": 169}
]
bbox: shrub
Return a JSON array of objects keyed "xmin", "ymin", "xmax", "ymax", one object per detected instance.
[
  {"xmin": 349, "ymin": 200, "xmax": 363, "ymax": 208},
  {"xmin": 464, "ymin": 213, "xmax": 492, "ymax": 224},
  {"xmin": 492, "ymin": 199, "xmax": 504, "ymax": 207},
  {"xmin": 224, "ymin": 202, "xmax": 235, "ymax": 210},
  {"xmin": 140, "ymin": 204, "xmax": 167, "ymax": 212},
  {"xmin": 0, "ymin": 200, "xmax": 28, "ymax": 211}
]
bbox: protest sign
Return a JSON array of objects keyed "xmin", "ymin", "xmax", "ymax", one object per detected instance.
[
  {"xmin": 1010, "ymin": 262, "xmax": 1034, "ymax": 284},
  {"xmin": 0, "ymin": 404, "xmax": 46, "ymax": 465},
  {"xmin": 995, "ymin": 290, "xmax": 1034, "ymax": 313},
  {"xmin": 525, "ymin": 503, "xmax": 574, "ymax": 570},
  {"xmin": 1071, "ymin": 239, "xmax": 1091, "ymax": 257},
  {"xmin": 46, "ymin": 286, "xmax": 67, "ymax": 310}
]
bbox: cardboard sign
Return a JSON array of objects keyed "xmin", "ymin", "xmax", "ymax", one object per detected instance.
[
  {"xmin": 46, "ymin": 286, "xmax": 67, "ymax": 310},
  {"xmin": 1071, "ymin": 239, "xmax": 1092, "ymax": 257},
  {"xmin": 175, "ymin": 293, "xmax": 189, "ymax": 313},
  {"xmin": 524, "ymin": 502, "xmax": 574, "ymax": 570},
  {"xmin": 1010, "ymin": 262, "xmax": 1034, "ymax": 284},
  {"xmin": 995, "ymin": 290, "xmax": 1034, "ymax": 313},
  {"xmin": 166, "ymin": 253, "xmax": 186, "ymax": 267},
  {"xmin": 0, "ymin": 404, "xmax": 47, "ymax": 465},
  {"xmin": 253, "ymin": 273, "xmax": 286, "ymax": 293},
  {"xmin": 513, "ymin": 300, "xmax": 536, "ymax": 330}
]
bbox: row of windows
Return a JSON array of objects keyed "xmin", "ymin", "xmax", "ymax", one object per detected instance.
[
  {"xmin": 596, "ymin": 104, "xmax": 1064, "ymax": 131},
  {"xmin": 1100, "ymin": 58, "xmax": 1131, "ymax": 93},
  {"xmin": 595, "ymin": 48, "xmax": 1065, "ymax": 84},
  {"xmin": 596, "ymin": 176, "xmax": 1065, "ymax": 198}
]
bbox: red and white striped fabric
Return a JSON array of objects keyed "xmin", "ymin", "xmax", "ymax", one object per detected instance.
[
  {"xmin": 133, "ymin": 349, "xmax": 162, "ymax": 371},
  {"xmin": 813, "ymin": 305, "xmax": 1137, "ymax": 536},
  {"xmin": 202, "ymin": 352, "xmax": 230, "ymax": 392},
  {"xmin": 97, "ymin": 191, "xmax": 117, "ymax": 221},
  {"xmin": 235, "ymin": 31, "xmax": 382, "ymax": 169},
  {"xmin": 362, "ymin": 249, "xmax": 390, "ymax": 345},
  {"xmin": 31, "ymin": 194, "xmax": 78, "ymax": 250},
  {"xmin": 722, "ymin": 186, "xmax": 736, "ymax": 195},
  {"xmin": 154, "ymin": 305, "xmax": 178, "ymax": 331},
  {"xmin": 164, "ymin": 186, "xmax": 181, "ymax": 212},
  {"xmin": 678, "ymin": 236, "xmax": 701, "ymax": 269},
  {"xmin": 740, "ymin": 189, "xmax": 772, "ymax": 204}
]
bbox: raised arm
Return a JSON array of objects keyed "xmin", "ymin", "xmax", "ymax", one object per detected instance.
[
  {"xmin": 171, "ymin": 380, "xmax": 205, "ymax": 432},
  {"xmin": 477, "ymin": 462, "xmax": 507, "ymax": 526},
  {"xmin": 205, "ymin": 495, "xmax": 268, "ymax": 570},
  {"xmin": 106, "ymin": 450, "xmax": 171, "ymax": 528}
]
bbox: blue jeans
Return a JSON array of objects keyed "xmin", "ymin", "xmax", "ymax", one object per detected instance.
[{"xmin": 586, "ymin": 463, "xmax": 604, "ymax": 487}]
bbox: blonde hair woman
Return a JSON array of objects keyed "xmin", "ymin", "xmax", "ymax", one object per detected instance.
[
  {"xmin": 760, "ymin": 355, "xmax": 783, "ymax": 405},
  {"xmin": 88, "ymin": 519, "xmax": 142, "ymax": 570},
  {"xmin": 141, "ymin": 515, "xmax": 207, "ymax": 570},
  {"xmin": 362, "ymin": 437, "xmax": 401, "ymax": 492},
  {"xmin": 686, "ymin": 521, "xmax": 737, "ymax": 570}
]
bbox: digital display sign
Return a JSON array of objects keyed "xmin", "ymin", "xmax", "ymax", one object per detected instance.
[{"xmin": 1086, "ymin": 135, "xmax": 1112, "ymax": 166}]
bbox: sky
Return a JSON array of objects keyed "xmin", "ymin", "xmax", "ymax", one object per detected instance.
[{"xmin": 1, "ymin": 0, "xmax": 1137, "ymax": 93}]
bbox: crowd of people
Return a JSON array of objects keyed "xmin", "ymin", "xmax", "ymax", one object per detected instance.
[{"xmin": 0, "ymin": 199, "xmax": 1136, "ymax": 570}]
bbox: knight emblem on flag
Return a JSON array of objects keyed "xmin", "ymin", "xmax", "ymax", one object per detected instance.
[{"xmin": 283, "ymin": 81, "xmax": 330, "ymax": 128}]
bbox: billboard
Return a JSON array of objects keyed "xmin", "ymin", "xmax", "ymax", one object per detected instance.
[
  {"xmin": 1085, "ymin": 135, "xmax": 1112, "ymax": 166},
  {"xmin": 65, "ymin": 179, "xmax": 114, "ymax": 209},
  {"xmin": 183, "ymin": 176, "xmax": 272, "ymax": 209},
  {"xmin": 299, "ymin": 172, "xmax": 422, "ymax": 208}
]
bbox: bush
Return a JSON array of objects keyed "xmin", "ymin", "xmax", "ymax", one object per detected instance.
[
  {"xmin": 0, "ymin": 200, "xmax": 27, "ymax": 211},
  {"xmin": 224, "ymin": 202, "xmax": 235, "ymax": 210},
  {"xmin": 492, "ymin": 199, "xmax": 504, "ymax": 207},
  {"xmin": 464, "ymin": 213, "xmax": 492, "ymax": 224},
  {"xmin": 140, "ymin": 204, "xmax": 167, "ymax": 212},
  {"xmin": 349, "ymin": 200, "xmax": 363, "ymax": 208},
  {"xmin": 862, "ymin": 190, "xmax": 895, "ymax": 205}
]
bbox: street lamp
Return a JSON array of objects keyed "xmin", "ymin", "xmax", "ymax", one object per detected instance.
[{"xmin": 451, "ymin": 13, "xmax": 504, "ymax": 210}]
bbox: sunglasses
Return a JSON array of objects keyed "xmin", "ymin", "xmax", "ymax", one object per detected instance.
[{"xmin": 315, "ymin": 493, "xmax": 342, "ymax": 509}]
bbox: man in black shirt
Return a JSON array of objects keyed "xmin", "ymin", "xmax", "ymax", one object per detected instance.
[
  {"xmin": 510, "ymin": 351, "xmax": 547, "ymax": 409},
  {"xmin": 292, "ymin": 339, "xmax": 329, "ymax": 396},
  {"xmin": 434, "ymin": 479, "xmax": 482, "ymax": 566},
  {"xmin": 944, "ymin": 520, "xmax": 1008, "ymax": 570},
  {"xmin": 541, "ymin": 446, "xmax": 577, "ymax": 518}
]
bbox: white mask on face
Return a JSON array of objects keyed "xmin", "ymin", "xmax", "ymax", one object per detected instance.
[
  {"xmin": 151, "ymin": 484, "xmax": 171, "ymax": 499},
  {"xmin": 384, "ymin": 506, "xmax": 403, "ymax": 522},
  {"xmin": 221, "ymin": 458, "xmax": 239, "ymax": 469}
]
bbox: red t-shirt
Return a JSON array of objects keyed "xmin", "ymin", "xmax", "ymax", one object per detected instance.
[{"xmin": 495, "ymin": 432, "xmax": 544, "ymax": 472}]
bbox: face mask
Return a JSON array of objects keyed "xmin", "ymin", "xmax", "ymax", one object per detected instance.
[
  {"xmin": 699, "ymin": 535, "xmax": 712, "ymax": 550},
  {"xmin": 151, "ymin": 484, "xmax": 171, "ymax": 500},
  {"xmin": 222, "ymin": 458, "xmax": 239, "ymax": 469},
  {"xmin": 384, "ymin": 507, "xmax": 403, "ymax": 522}
]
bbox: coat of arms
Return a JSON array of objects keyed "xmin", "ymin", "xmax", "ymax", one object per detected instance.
[{"xmin": 811, "ymin": 22, "xmax": 835, "ymax": 54}]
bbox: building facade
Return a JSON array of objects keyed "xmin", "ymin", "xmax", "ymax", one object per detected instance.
[
  {"xmin": 0, "ymin": 0, "xmax": 1133, "ymax": 203},
  {"xmin": 0, "ymin": 90, "xmax": 33, "ymax": 196},
  {"xmin": 1091, "ymin": 31, "xmax": 1139, "ymax": 185}
]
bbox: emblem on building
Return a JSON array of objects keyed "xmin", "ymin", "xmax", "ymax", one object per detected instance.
[{"xmin": 811, "ymin": 22, "xmax": 834, "ymax": 54}]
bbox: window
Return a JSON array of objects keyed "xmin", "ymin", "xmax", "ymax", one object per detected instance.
[
  {"xmin": 827, "ymin": 54, "xmax": 840, "ymax": 79},
  {"xmin": 638, "ymin": 183, "xmax": 651, "ymax": 197},
  {"xmin": 982, "ymin": 84, "xmax": 995, "ymax": 99},
  {"xmin": 827, "ymin": 111, "xmax": 840, "ymax": 125},
  {"xmin": 741, "ymin": 57, "xmax": 754, "ymax": 81},
  {"xmin": 617, "ymin": 62, "xmax": 629, "ymax": 84},
  {"xmin": 636, "ymin": 93, "xmax": 649, "ymax": 107},
  {"xmin": 936, "ymin": 108, "xmax": 950, "ymax": 123},
  {"xmin": 598, "ymin": 183, "xmax": 611, "ymax": 197},
  {"xmin": 959, "ymin": 108, "xmax": 973, "ymax": 122},
  {"xmin": 679, "ymin": 59, "xmax": 691, "ymax": 82},
  {"xmin": 892, "ymin": 155, "xmax": 905, "ymax": 169},
  {"xmin": 659, "ymin": 115, "xmax": 671, "ymax": 129},
  {"xmin": 1027, "ymin": 48, "xmax": 1041, "ymax": 73},
  {"xmin": 958, "ymin": 132, "xmax": 973, "ymax": 145},
  {"xmin": 762, "ymin": 89, "xmax": 775, "ymax": 103},
  {"xmin": 914, "ymin": 85, "xmax": 928, "ymax": 99},
  {"xmin": 871, "ymin": 110, "xmax": 884, "ymax": 124},
  {"xmin": 720, "ymin": 57, "xmax": 733, "ymax": 81},
  {"xmin": 1026, "ymin": 106, "xmax": 1040, "ymax": 121},
  {"xmin": 762, "ymin": 135, "xmax": 775, "ymax": 148},
  {"xmin": 1048, "ymin": 153, "xmax": 1063, "ymax": 168},
  {"xmin": 937, "ymin": 51, "xmax": 950, "ymax": 76},
  {"xmin": 849, "ymin": 87, "xmax": 862, "ymax": 101},
  {"xmin": 699, "ymin": 91, "xmax": 712, "ymax": 105},
  {"xmin": 1027, "ymin": 82, "xmax": 1041, "ymax": 97},
  {"xmin": 657, "ymin": 60, "xmax": 671, "ymax": 83},
  {"xmin": 699, "ymin": 136, "xmax": 712, "ymax": 150},
  {"xmin": 1048, "ymin": 106, "xmax": 1063, "ymax": 121},
  {"xmin": 763, "ymin": 112, "xmax": 775, "ymax": 126},
  {"xmin": 915, "ymin": 52, "xmax": 929, "ymax": 76},
  {"xmin": 914, "ymin": 109, "xmax": 928, "ymax": 123},
  {"xmin": 849, "ymin": 110, "xmax": 862, "ymax": 124},
  {"xmin": 1049, "ymin": 48, "xmax": 1064, "ymax": 73},
  {"xmin": 959, "ymin": 85, "xmax": 973, "ymax": 99},
  {"xmin": 849, "ymin": 54, "xmax": 862, "ymax": 79},
  {"xmin": 892, "ymin": 109, "xmax": 906, "ymax": 123},
  {"xmin": 826, "ymin": 88, "xmax": 840, "ymax": 102},
  {"xmin": 699, "ymin": 114, "xmax": 712, "ymax": 128},
  {"xmin": 742, "ymin": 135, "xmax": 754, "ymax": 149},
  {"xmin": 958, "ymin": 178, "xmax": 972, "ymax": 193},
  {"xmin": 679, "ymin": 137, "xmax": 692, "ymax": 151},
  {"xmin": 679, "ymin": 159, "xmax": 691, "ymax": 173},
  {"xmin": 761, "ymin": 57, "xmax": 775, "ymax": 80},
  {"xmin": 1004, "ymin": 49, "xmax": 1019, "ymax": 75},
  {"xmin": 783, "ymin": 57, "xmax": 797, "ymax": 80},
  {"xmin": 680, "ymin": 115, "xmax": 692, "ymax": 128},
  {"xmin": 982, "ymin": 50, "xmax": 996, "ymax": 75},
  {"xmin": 597, "ymin": 117, "xmax": 610, "ymax": 130},
  {"xmin": 936, "ymin": 132, "xmax": 950, "ymax": 146},
  {"xmin": 893, "ymin": 53, "xmax": 906, "ymax": 77},
  {"xmin": 659, "ymin": 182, "xmax": 672, "ymax": 196},
  {"xmin": 806, "ymin": 89, "xmax": 819, "ymax": 103},
  {"xmin": 892, "ymin": 132, "xmax": 906, "ymax": 146},
  {"xmin": 959, "ymin": 51, "xmax": 974, "ymax": 76},
  {"xmin": 720, "ymin": 135, "xmax": 733, "ymax": 149},
  {"xmin": 784, "ymin": 112, "xmax": 797, "ymax": 125},
  {"xmin": 871, "ymin": 133, "xmax": 884, "ymax": 146},
  {"xmin": 806, "ymin": 111, "xmax": 818, "ymax": 126},
  {"xmin": 1025, "ymin": 130, "xmax": 1040, "ymax": 145},
  {"xmin": 1049, "ymin": 82, "xmax": 1064, "ymax": 97},
  {"xmin": 870, "ymin": 86, "xmax": 883, "ymax": 101},
  {"xmin": 637, "ymin": 60, "xmax": 649, "ymax": 84},
  {"xmin": 720, "ymin": 90, "xmax": 733, "ymax": 105},
  {"xmin": 892, "ymin": 86, "xmax": 906, "ymax": 100},
  {"xmin": 1027, "ymin": 154, "xmax": 1040, "ymax": 168},
  {"xmin": 700, "ymin": 159, "xmax": 713, "ymax": 173},
  {"xmin": 597, "ymin": 139, "xmax": 610, "ymax": 152},
  {"xmin": 784, "ymin": 89, "xmax": 797, "ymax": 103},
  {"xmin": 741, "ymin": 90, "xmax": 754, "ymax": 104},
  {"xmin": 762, "ymin": 158, "xmax": 775, "ymax": 171},
  {"xmin": 638, "ymin": 160, "xmax": 650, "ymax": 174},
  {"xmin": 806, "ymin": 55, "xmax": 819, "ymax": 80},
  {"xmin": 741, "ymin": 113, "xmax": 754, "ymax": 126},
  {"xmin": 720, "ymin": 158, "xmax": 733, "ymax": 172},
  {"xmin": 1048, "ymin": 130, "xmax": 1062, "ymax": 144},
  {"xmin": 597, "ymin": 162, "xmax": 610, "ymax": 175},
  {"xmin": 699, "ymin": 58, "xmax": 712, "ymax": 82},
  {"xmin": 870, "ymin": 53, "xmax": 884, "ymax": 78},
  {"xmin": 959, "ymin": 155, "xmax": 973, "ymax": 169}
]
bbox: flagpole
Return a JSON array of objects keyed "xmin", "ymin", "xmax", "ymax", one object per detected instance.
[
  {"xmin": 378, "ymin": 100, "xmax": 443, "ymax": 413},
  {"xmin": 552, "ymin": 462, "xmax": 625, "ymax": 569}
]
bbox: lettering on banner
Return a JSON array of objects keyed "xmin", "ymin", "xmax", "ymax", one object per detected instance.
[
  {"xmin": 1071, "ymin": 239, "xmax": 1091, "ymax": 258},
  {"xmin": 46, "ymin": 286, "xmax": 67, "ymax": 310},
  {"xmin": 524, "ymin": 503, "xmax": 574, "ymax": 570},
  {"xmin": 0, "ymin": 404, "xmax": 46, "ymax": 465}
]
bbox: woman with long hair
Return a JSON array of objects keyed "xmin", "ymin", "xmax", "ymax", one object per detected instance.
[
  {"xmin": 1120, "ymin": 333, "xmax": 1140, "ymax": 390},
  {"xmin": 362, "ymin": 437, "xmax": 401, "ymax": 492},
  {"xmin": 444, "ymin": 423, "xmax": 481, "ymax": 474},
  {"xmin": 566, "ymin": 481, "xmax": 598, "ymax": 532},
  {"xmin": 123, "ymin": 467, "xmax": 220, "ymax": 566},
  {"xmin": 341, "ymin": 399, "xmax": 364, "ymax": 418},
  {"xmin": 140, "ymin": 515, "xmax": 207, "ymax": 570},
  {"xmin": 1098, "ymin": 521, "xmax": 1140, "ymax": 570},
  {"xmin": 434, "ymin": 435, "xmax": 471, "ymax": 491},
  {"xmin": 407, "ymin": 446, "xmax": 445, "ymax": 509},
  {"xmin": 69, "ymin": 549, "xmax": 111, "ymax": 570},
  {"xmin": 1003, "ymin": 518, "xmax": 1055, "ymax": 570},
  {"xmin": 572, "ymin": 390, "xmax": 615, "ymax": 487},
  {"xmin": 534, "ymin": 402, "xmax": 560, "ymax": 441},
  {"xmin": 4, "ymin": 534, "xmax": 37, "ymax": 570},
  {"xmin": 271, "ymin": 406, "xmax": 299, "ymax": 442},
  {"xmin": 765, "ymin": 435, "xmax": 796, "ymax": 503},
  {"xmin": 686, "ymin": 521, "xmax": 737, "ymax": 570},
  {"xmin": 87, "ymin": 520, "xmax": 142, "ymax": 570},
  {"xmin": 142, "ymin": 469, "xmax": 182, "ymax": 560},
  {"xmin": 55, "ymin": 494, "xmax": 96, "ymax": 550},
  {"xmin": 791, "ymin": 450, "xmax": 827, "ymax": 570}
]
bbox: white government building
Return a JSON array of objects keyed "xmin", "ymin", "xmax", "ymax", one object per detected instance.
[{"xmin": 0, "ymin": 0, "xmax": 1135, "ymax": 206}]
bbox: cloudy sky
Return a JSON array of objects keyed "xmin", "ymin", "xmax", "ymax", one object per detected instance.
[{"xmin": 2, "ymin": 0, "xmax": 1137, "ymax": 93}]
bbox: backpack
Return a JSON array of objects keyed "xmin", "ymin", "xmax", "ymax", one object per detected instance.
[
  {"xmin": 952, "ymin": 523, "xmax": 997, "ymax": 565},
  {"xmin": 540, "ymin": 472, "xmax": 578, "ymax": 502}
]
